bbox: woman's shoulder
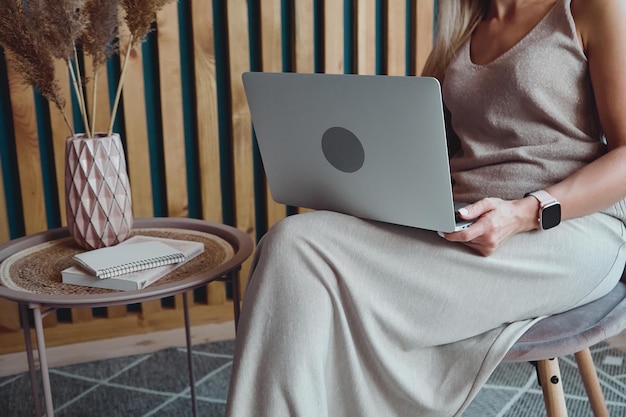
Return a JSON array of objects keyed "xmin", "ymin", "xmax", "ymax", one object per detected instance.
[
  {"xmin": 570, "ymin": 0, "xmax": 625, "ymax": 53},
  {"xmin": 570, "ymin": 0, "xmax": 621, "ymax": 17}
]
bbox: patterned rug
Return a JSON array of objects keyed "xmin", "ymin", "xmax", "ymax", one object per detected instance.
[{"xmin": 1, "ymin": 340, "xmax": 625, "ymax": 416}]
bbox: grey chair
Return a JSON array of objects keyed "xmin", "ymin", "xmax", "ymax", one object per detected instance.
[{"xmin": 503, "ymin": 267, "xmax": 626, "ymax": 417}]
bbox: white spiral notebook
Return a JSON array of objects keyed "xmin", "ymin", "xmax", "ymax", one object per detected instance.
[
  {"xmin": 73, "ymin": 239, "xmax": 186, "ymax": 279},
  {"xmin": 62, "ymin": 235, "xmax": 205, "ymax": 291}
]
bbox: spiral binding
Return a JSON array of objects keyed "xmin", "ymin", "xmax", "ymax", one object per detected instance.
[{"xmin": 96, "ymin": 252, "xmax": 186, "ymax": 279}]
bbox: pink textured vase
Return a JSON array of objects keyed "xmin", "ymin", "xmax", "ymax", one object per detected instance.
[{"xmin": 65, "ymin": 133, "xmax": 133, "ymax": 250}]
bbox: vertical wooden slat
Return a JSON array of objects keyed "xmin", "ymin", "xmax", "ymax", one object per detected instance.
[
  {"xmin": 414, "ymin": 0, "xmax": 434, "ymax": 74},
  {"xmin": 170, "ymin": 292, "xmax": 184, "ymax": 316},
  {"xmin": 106, "ymin": 306, "xmax": 128, "ymax": 319},
  {"xmin": 294, "ymin": 1, "xmax": 315, "ymax": 73},
  {"xmin": 83, "ymin": 57, "xmax": 112, "ymax": 135},
  {"xmin": 260, "ymin": 0, "xmax": 286, "ymax": 229},
  {"xmin": 324, "ymin": 0, "xmax": 344, "ymax": 74},
  {"xmin": 157, "ymin": 3, "xmax": 188, "ymax": 219},
  {"xmin": 0, "ymin": 300, "xmax": 20, "ymax": 330},
  {"xmin": 48, "ymin": 60, "xmax": 74, "ymax": 228},
  {"xmin": 119, "ymin": 26, "xmax": 154, "ymax": 219},
  {"xmin": 356, "ymin": 0, "xmax": 377, "ymax": 75},
  {"xmin": 7, "ymin": 69, "xmax": 46, "ymax": 236},
  {"xmin": 141, "ymin": 301, "xmax": 163, "ymax": 319},
  {"xmin": 7, "ymin": 65, "xmax": 57, "ymax": 328},
  {"xmin": 387, "ymin": 1, "xmax": 407, "ymax": 75},
  {"xmin": 0, "ymin": 55, "xmax": 9, "ymax": 244},
  {"xmin": 1, "ymin": 62, "xmax": 45, "ymax": 331},
  {"xmin": 292, "ymin": 0, "xmax": 316, "ymax": 215},
  {"xmin": 0, "ymin": 154, "xmax": 8, "ymax": 243},
  {"xmin": 227, "ymin": 0, "xmax": 255, "ymax": 285},
  {"xmin": 0, "ymin": 50, "xmax": 16, "ymax": 244},
  {"xmin": 261, "ymin": 0, "xmax": 282, "ymax": 73},
  {"xmin": 117, "ymin": 22, "xmax": 160, "ymax": 317},
  {"xmin": 70, "ymin": 307, "xmax": 94, "ymax": 324},
  {"xmin": 192, "ymin": 0, "xmax": 222, "ymax": 224},
  {"xmin": 0, "ymin": 145, "xmax": 20, "ymax": 331},
  {"xmin": 191, "ymin": 0, "xmax": 226, "ymax": 305},
  {"xmin": 0, "ymin": 150, "xmax": 19, "ymax": 328}
]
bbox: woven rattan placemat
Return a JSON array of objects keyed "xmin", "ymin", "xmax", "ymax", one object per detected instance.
[{"xmin": 0, "ymin": 228, "xmax": 234, "ymax": 295}]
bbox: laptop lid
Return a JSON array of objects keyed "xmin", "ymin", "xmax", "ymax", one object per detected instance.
[{"xmin": 242, "ymin": 71, "xmax": 466, "ymax": 233}]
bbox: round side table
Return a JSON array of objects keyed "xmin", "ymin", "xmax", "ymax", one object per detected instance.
[{"xmin": 0, "ymin": 217, "xmax": 253, "ymax": 417}]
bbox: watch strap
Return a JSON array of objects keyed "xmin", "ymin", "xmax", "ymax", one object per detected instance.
[{"xmin": 525, "ymin": 190, "xmax": 557, "ymax": 207}]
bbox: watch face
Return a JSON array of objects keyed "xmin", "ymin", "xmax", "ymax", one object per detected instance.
[{"xmin": 542, "ymin": 203, "xmax": 561, "ymax": 230}]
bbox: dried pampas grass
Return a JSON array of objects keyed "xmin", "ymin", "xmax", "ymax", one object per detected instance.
[
  {"xmin": 82, "ymin": 0, "xmax": 119, "ymax": 67},
  {"xmin": 82, "ymin": 0, "xmax": 120, "ymax": 134},
  {"xmin": 108, "ymin": 0, "xmax": 174, "ymax": 134},
  {"xmin": 0, "ymin": 0, "xmax": 72, "ymax": 134},
  {"xmin": 23, "ymin": 0, "xmax": 86, "ymax": 61},
  {"xmin": 121, "ymin": 0, "xmax": 173, "ymax": 41},
  {"xmin": 21, "ymin": 0, "xmax": 94, "ymax": 136},
  {"xmin": 0, "ymin": 0, "xmax": 175, "ymax": 138}
]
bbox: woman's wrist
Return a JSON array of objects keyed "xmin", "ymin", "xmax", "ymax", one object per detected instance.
[{"xmin": 516, "ymin": 196, "xmax": 542, "ymax": 231}]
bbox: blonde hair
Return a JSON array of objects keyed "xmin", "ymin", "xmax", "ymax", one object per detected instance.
[{"xmin": 421, "ymin": 0, "xmax": 489, "ymax": 81}]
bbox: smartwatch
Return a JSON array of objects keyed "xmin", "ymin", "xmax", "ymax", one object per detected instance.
[{"xmin": 525, "ymin": 190, "xmax": 561, "ymax": 230}]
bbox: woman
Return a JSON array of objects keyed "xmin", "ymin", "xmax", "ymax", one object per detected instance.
[{"xmin": 225, "ymin": 0, "xmax": 626, "ymax": 416}]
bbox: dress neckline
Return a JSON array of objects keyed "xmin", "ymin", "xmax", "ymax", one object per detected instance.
[{"xmin": 467, "ymin": 0, "xmax": 562, "ymax": 67}]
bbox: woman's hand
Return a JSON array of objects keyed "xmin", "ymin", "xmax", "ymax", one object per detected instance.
[{"xmin": 440, "ymin": 197, "xmax": 539, "ymax": 256}]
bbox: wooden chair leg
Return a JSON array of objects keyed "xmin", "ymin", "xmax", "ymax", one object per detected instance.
[
  {"xmin": 537, "ymin": 358, "xmax": 568, "ymax": 417},
  {"xmin": 574, "ymin": 348, "xmax": 609, "ymax": 417}
]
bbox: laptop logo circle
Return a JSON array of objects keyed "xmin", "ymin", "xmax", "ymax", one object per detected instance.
[{"xmin": 321, "ymin": 127, "xmax": 365, "ymax": 173}]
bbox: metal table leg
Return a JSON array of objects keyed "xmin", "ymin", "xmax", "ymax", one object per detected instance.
[
  {"xmin": 31, "ymin": 304, "xmax": 54, "ymax": 417},
  {"xmin": 182, "ymin": 292, "xmax": 197, "ymax": 417},
  {"xmin": 20, "ymin": 303, "xmax": 42, "ymax": 417},
  {"xmin": 231, "ymin": 270, "xmax": 241, "ymax": 332}
]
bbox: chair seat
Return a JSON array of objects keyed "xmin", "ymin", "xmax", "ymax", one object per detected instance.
[{"xmin": 505, "ymin": 282, "xmax": 626, "ymax": 362}]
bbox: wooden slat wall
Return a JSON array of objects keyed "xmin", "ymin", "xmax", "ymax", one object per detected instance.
[{"xmin": 0, "ymin": 0, "xmax": 434, "ymax": 354}]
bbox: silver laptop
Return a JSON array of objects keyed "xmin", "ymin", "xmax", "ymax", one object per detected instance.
[{"xmin": 242, "ymin": 72, "xmax": 472, "ymax": 233}]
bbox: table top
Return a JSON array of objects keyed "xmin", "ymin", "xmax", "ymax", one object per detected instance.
[{"xmin": 0, "ymin": 218, "xmax": 254, "ymax": 308}]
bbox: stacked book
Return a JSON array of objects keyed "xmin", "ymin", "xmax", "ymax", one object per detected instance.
[{"xmin": 62, "ymin": 235, "xmax": 205, "ymax": 291}]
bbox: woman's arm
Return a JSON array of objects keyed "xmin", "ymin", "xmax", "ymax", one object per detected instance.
[
  {"xmin": 444, "ymin": 0, "xmax": 626, "ymax": 256},
  {"xmin": 547, "ymin": 0, "xmax": 626, "ymax": 219}
]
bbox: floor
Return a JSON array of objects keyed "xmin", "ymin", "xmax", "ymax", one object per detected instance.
[
  {"xmin": 0, "ymin": 339, "xmax": 236, "ymax": 417},
  {"xmin": 1, "ymin": 333, "xmax": 626, "ymax": 416},
  {"xmin": 0, "ymin": 322, "xmax": 237, "ymax": 378},
  {"xmin": 1, "ymin": 326, "xmax": 625, "ymax": 417},
  {"xmin": 0, "ymin": 322, "xmax": 237, "ymax": 417},
  {"xmin": 2, "ymin": 324, "xmax": 625, "ymax": 379}
]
